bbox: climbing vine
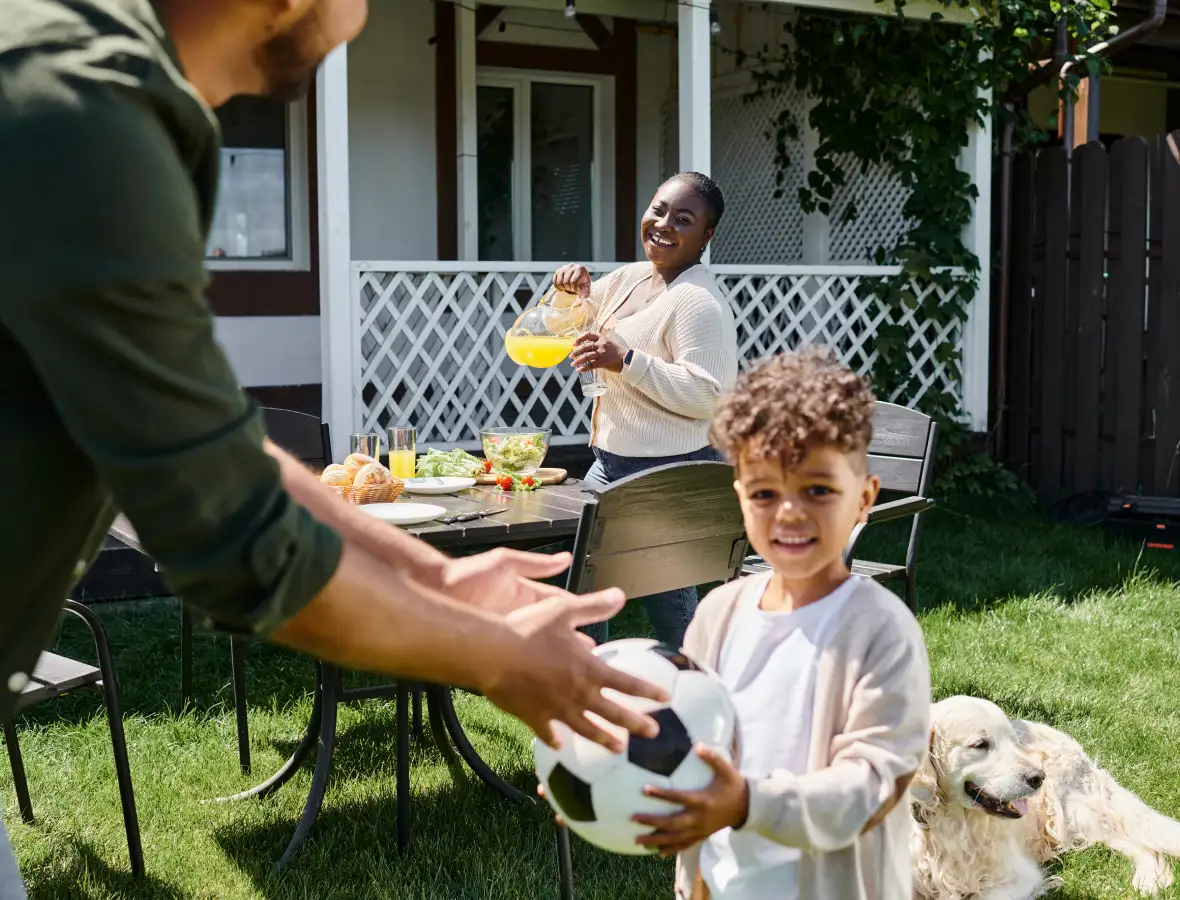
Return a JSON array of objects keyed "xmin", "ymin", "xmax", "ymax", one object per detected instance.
[{"xmin": 735, "ymin": 0, "xmax": 1115, "ymax": 496}]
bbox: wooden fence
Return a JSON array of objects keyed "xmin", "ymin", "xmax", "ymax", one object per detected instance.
[{"xmin": 1002, "ymin": 131, "xmax": 1180, "ymax": 498}]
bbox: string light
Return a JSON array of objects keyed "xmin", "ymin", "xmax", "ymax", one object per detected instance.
[
  {"xmin": 565, "ymin": 0, "xmax": 576, "ymax": 18},
  {"xmin": 710, "ymin": 7, "xmax": 721, "ymax": 34}
]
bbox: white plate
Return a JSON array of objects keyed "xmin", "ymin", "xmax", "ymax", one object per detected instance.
[
  {"xmin": 358, "ymin": 502, "xmax": 447, "ymax": 526},
  {"xmin": 400, "ymin": 477, "xmax": 477, "ymax": 495}
]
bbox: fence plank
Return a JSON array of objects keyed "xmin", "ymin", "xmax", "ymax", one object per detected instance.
[
  {"xmin": 1154, "ymin": 132, "xmax": 1180, "ymax": 493},
  {"xmin": 1108, "ymin": 137, "xmax": 1149, "ymax": 493},
  {"xmin": 1038, "ymin": 148, "xmax": 1070, "ymax": 498},
  {"xmin": 1007, "ymin": 153, "xmax": 1036, "ymax": 477},
  {"xmin": 1029, "ymin": 152, "xmax": 1049, "ymax": 487},
  {"xmin": 1072, "ymin": 143, "xmax": 1107, "ymax": 492}
]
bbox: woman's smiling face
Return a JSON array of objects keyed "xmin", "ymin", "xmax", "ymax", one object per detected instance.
[{"xmin": 641, "ymin": 178, "xmax": 714, "ymax": 271}]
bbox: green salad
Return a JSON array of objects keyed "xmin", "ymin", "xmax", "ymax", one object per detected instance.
[
  {"xmin": 483, "ymin": 432, "xmax": 547, "ymax": 473},
  {"xmin": 415, "ymin": 448, "xmax": 485, "ymax": 478}
]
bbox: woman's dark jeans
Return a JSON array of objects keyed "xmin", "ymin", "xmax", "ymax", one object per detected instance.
[{"xmin": 580, "ymin": 445, "xmax": 724, "ymax": 649}]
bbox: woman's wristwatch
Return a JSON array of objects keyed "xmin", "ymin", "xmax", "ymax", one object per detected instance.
[{"xmin": 623, "ymin": 348, "xmax": 635, "ymax": 369}]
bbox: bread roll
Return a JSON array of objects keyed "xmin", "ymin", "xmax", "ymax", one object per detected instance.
[
  {"xmin": 343, "ymin": 453, "xmax": 378, "ymax": 478},
  {"xmin": 352, "ymin": 462, "xmax": 392, "ymax": 486},
  {"xmin": 320, "ymin": 464, "xmax": 352, "ymax": 487}
]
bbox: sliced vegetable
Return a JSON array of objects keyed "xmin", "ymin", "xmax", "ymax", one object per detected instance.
[
  {"xmin": 482, "ymin": 432, "xmax": 547, "ymax": 474},
  {"xmin": 416, "ymin": 448, "xmax": 485, "ymax": 478}
]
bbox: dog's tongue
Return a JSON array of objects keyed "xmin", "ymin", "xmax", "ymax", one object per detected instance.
[{"xmin": 1011, "ymin": 797, "xmax": 1030, "ymax": 816}]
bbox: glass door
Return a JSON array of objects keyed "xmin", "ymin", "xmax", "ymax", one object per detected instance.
[{"xmin": 476, "ymin": 71, "xmax": 611, "ymax": 262}]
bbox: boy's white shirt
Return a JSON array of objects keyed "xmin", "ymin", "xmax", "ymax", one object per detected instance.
[
  {"xmin": 675, "ymin": 572, "xmax": 932, "ymax": 900},
  {"xmin": 700, "ymin": 573, "xmax": 859, "ymax": 899}
]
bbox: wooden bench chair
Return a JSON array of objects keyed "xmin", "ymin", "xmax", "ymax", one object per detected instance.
[
  {"xmin": 3, "ymin": 600, "xmax": 143, "ymax": 877},
  {"xmin": 556, "ymin": 460, "xmax": 749, "ymax": 899},
  {"xmin": 741, "ymin": 400, "xmax": 939, "ymax": 613}
]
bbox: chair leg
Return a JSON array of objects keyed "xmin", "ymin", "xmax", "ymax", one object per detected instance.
[
  {"xmin": 396, "ymin": 683, "xmax": 410, "ymax": 852},
  {"xmin": 180, "ymin": 604, "xmax": 193, "ymax": 709},
  {"xmin": 905, "ymin": 569, "xmax": 917, "ymax": 615},
  {"xmin": 556, "ymin": 823, "xmax": 575, "ymax": 900},
  {"xmin": 3, "ymin": 715, "xmax": 33, "ymax": 823},
  {"xmin": 64, "ymin": 601, "xmax": 144, "ymax": 878},
  {"xmin": 275, "ymin": 664, "xmax": 340, "ymax": 871},
  {"xmin": 230, "ymin": 636, "xmax": 250, "ymax": 774},
  {"xmin": 412, "ymin": 689, "xmax": 424, "ymax": 740}
]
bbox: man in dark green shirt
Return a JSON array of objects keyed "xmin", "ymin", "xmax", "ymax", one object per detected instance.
[{"xmin": 0, "ymin": 1, "xmax": 663, "ymax": 890}]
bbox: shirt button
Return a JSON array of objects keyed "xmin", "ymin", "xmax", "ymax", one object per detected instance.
[
  {"xmin": 7, "ymin": 671, "xmax": 29, "ymax": 693},
  {"xmin": 73, "ymin": 559, "xmax": 87, "ymax": 579}
]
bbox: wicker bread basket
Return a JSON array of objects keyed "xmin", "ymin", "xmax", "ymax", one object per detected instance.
[{"xmin": 331, "ymin": 479, "xmax": 405, "ymax": 505}]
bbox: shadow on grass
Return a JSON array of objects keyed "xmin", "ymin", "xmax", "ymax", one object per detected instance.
[
  {"xmin": 24, "ymin": 837, "xmax": 185, "ymax": 900},
  {"xmin": 211, "ymin": 780, "xmax": 672, "ymax": 900},
  {"xmin": 861, "ymin": 500, "xmax": 1180, "ymax": 617}
]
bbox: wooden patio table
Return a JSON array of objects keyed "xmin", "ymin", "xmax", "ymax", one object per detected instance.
[{"xmin": 107, "ymin": 478, "xmax": 594, "ymax": 867}]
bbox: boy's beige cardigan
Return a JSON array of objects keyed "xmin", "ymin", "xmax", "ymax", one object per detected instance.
[{"xmin": 675, "ymin": 574, "xmax": 932, "ymax": 900}]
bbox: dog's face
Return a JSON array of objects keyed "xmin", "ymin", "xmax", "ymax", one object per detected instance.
[{"xmin": 916, "ymin": 696, "xmax": 1047, "ymax": 820}]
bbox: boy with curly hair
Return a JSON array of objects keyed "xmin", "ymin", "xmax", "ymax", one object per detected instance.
[{"xmin": 630, "ymin": 347, "xmax": 932, "ymax": 900}]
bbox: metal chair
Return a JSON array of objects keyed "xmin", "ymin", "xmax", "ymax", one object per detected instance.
[
  {"xmin": 3, "ymin": 600, "xmax": 143, "ymax": 877},
  {"xmin": 741, "ymin": 400, "xmax": 939, "ymax": 614},
  {"xmin": 555, "ymin": 460, "xmax": 749, "ymax": 899},
  {"xmin": 178, "ymin": 407, "xmax": 332, "ymax": 773}
]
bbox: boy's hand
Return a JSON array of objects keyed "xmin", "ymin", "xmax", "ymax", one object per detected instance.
[{"xmin": 632, "ymin": 744, "xmax": 749, "ymax": 856}]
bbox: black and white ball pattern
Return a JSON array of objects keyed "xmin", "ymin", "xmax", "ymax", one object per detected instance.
[{"xmin": 533, "ymin": 638, "xmax": 738, "ymax": 856}]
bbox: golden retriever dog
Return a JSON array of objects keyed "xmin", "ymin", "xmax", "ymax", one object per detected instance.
[{"xmin": 911, "ymin": 695, "xmax": 1180, "ymax": 900}]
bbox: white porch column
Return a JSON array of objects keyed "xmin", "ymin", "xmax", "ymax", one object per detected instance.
[
  {"xmin": 456, "ymin": 3, "xmax": 479, "ymax": 260},
  {"xmin": 678, "ymin": 1, "xmax": 711, "ymax": 261},
  {"xmin": 317, "ymin": 44, "xmax": 354, "ymax": 464},
  {"xmin": 959, "ymin": 77, "xmax": 993, "ymax": 433}
]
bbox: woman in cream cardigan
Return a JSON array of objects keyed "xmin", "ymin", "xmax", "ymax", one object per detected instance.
[{"xmin": 552, "ymin": 172, "xmax": 739, "ymax": 649}]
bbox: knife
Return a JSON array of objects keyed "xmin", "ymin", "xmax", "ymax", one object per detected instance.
[{"xmin": 441, "ymin": 507, "xmax": 508, "ymax": 525}]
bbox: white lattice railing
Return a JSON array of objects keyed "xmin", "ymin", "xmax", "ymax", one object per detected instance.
[{"xmin": 351, "ymin": 262, "xmax": 968, "ymax": 451}]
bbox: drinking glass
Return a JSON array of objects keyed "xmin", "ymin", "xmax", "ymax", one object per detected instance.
[
  {"xmin": 578, "ymin": 329, "xmax": 626, "ymax": 399},
  {"xmin": 350, "ymin": 432, "xmax": 382, "ymax": 461},
  {"xmin": 387, "ymin": 426, "xmax": 418, "ymax": 479}
]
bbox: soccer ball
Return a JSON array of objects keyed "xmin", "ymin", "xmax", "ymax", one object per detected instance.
[{"xmin": 533, "ymin": 638, "xmax": 737, "ymax": 856}]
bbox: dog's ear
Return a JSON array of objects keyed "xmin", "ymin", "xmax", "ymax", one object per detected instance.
[{"xmin": 909, "ymin": 722, "xmax": 942, "ymax": 815}]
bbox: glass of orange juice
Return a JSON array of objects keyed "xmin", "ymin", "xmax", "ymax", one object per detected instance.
[{"xmin": 387, "ymin": 426, "xmax": 417, "ymax": 479}]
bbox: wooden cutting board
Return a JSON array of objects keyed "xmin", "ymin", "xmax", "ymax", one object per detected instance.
[{"xmin": 475, "ymin": 467, "xmax": 568, "ymax": 486}]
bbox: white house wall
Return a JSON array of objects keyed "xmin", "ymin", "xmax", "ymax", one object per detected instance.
[
  {"xmin": 213, "ymin": 315, "xmax": 322, "ymax": 388},
  {"xmin": 347, "ymin": 0, "xmax": 438, "ymax": 261}
]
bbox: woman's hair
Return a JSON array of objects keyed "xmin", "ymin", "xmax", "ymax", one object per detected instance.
[
  {"xmin": 668, "ymin": 171, "xmax": 725, "ymax": 230},
  {"xmin": 709, "ymin": 346, "xmax": 876, "ymax": 469}
]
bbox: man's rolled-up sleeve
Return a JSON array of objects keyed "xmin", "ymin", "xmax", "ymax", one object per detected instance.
[{"xmin": 1, "ymin": 79, "xmax": 342, "ymax": 634}]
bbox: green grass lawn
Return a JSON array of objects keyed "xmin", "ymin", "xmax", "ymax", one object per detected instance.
[{"xmin": 6, "ymin": 501, "xmax": 1180, "ymax": 899}]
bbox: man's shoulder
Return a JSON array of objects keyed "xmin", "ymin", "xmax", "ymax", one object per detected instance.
[{"xmin": 0, "ymin": 0, "xmax": 204, "ymax": 138}]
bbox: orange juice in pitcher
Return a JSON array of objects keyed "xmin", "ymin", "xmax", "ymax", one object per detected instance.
[{"xmin": 504, "ymin": 288, "xmax": 593, "ymax": 369}]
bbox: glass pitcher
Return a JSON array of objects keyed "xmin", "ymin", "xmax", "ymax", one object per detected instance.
[{"xmin": 504, "ymin": 288, "xmax": 594, "ymax": 369}]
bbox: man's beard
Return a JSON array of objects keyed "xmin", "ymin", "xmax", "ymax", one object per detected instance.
[{"xmin": 256, "ymin": 14, "xmax": 326, "ymax": 102}]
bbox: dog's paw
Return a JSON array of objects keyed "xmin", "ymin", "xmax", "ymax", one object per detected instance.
[
  {"xmin": 1032, "ymin": 875, "xmax": 1065, "ymax": 898},
  {"xmin": 1131, "ymin": 863, "xmax": 1173, "ymax": 895}
]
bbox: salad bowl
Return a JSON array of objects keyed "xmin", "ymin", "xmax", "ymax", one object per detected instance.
[{"xmin": 479, "ymin": 428, "xmax": 551, "ymax": 476}]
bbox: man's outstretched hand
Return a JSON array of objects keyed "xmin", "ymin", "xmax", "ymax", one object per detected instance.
[
  {"xmin": 481, "ymin": 590, "xmax": 668, "ymax": 753},
  {"xmin": 440, "ymin": 547, "xmax": 573, "ymax": 615}
]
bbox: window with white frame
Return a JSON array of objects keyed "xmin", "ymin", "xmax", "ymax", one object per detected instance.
[
  {"xmin": 205, "ymin": 95, "xmax": 310, "ymax": 270},
  {"xmin": 476, "ymin": 69, "xmax": 614, "ymax": 262}
]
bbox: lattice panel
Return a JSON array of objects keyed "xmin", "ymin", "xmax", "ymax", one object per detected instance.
[
  {"xmin": 711, "ymin": 269, "xmax": 962, "ymax": 408},
  {"xmin": 353, "ymin": 264, "xmax": 964, "ymax": 449},
  {"xmin": 662, "ymin": 84, "xmax": 807, "ymax": 265},
  {"xmin": 827, "ymin": 154, "xmax": 912, "ymax": 263},
  {"xmin": 355, "ymin": 266, "xmax": 621, "ymax": 448}
]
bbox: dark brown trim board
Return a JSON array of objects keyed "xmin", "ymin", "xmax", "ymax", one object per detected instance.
[
  {"xmin": 209, "ymin": 91, "xmax": 321, "ymax": 316},
  {"xmin": 614, "ymin": 19, "xmax": 638, "ymax": 258},
  {"xmin": 246, "ymin": 384, "xmax": 322, "ymax": 417},
  {"xmin": 436, "ymin": 0, "xmax": 459, "ymax": 260}
]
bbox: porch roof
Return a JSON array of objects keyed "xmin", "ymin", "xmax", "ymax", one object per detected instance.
[{"xmin": 490, "ymin": 0, "xmax": 981, "ymax": 26}]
